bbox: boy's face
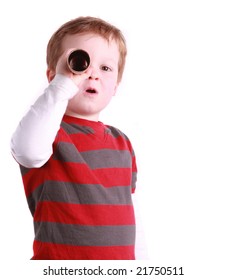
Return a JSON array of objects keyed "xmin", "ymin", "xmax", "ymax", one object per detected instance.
[{"xmin": 61, "ymin": 33, "xmax": 120, "ymax": 121}]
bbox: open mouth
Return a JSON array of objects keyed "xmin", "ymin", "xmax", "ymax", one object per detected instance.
[{"xmin": 85, "ymin": 87, "xmax": 97, "ymax": 94}]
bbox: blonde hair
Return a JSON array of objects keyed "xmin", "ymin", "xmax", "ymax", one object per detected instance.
[{"xmin": 46, "ymin": 16, "xmax": 127, "ymax": 82}]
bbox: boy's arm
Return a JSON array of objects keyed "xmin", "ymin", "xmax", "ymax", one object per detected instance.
[{"xmin": 10, "ymin": 74, "xmax": 77, "ymax": 168}]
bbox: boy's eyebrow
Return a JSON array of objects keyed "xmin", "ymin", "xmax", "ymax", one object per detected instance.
[
  {"xmin": 105, "ymin": 58, "xmax": 118, "ymax": 64},
  {"xmin": 98, "ymin": 52, "xmax": 118, "ymax": 63}
]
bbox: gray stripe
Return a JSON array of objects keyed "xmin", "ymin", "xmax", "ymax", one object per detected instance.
[
  {"xmin": 54, "ymin": 142, "xmax": 84, "ymax": 163},
  {"xmin": 54, "ymin": 142, "xmax": 132, "ymax": 169},
  {"xmin": 132, "ymin": 172, "xmax": 137, "ymax": 189},
  {"xmin": 106, "ymin": 126, "xmax": 129, "ymax": 140},
  {"xmin": 20, "ymin": 165, "xmax": 30, "ymax": 176},
  {"xmin": 34, "ymin": 222, "xmax": 135, "ymax": 246},
  {"xmin": 61, "ymin": 121, "xmax": 128, "ymax": 140},
  {"xmin": 27, "ymin": 181, "xmax": 132, "ymax": 215},
  {"xmin": 61, "ymin": 121, "xmax": 94, "ymax": 135},
  {"xmin": 81, "ymin": 149, "xmax": 132, "ymax": 169}
]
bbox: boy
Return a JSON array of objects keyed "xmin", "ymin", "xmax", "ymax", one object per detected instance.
[{"xmin": 11, "ymin": 16, "xmax": 137, "ymax": 260}]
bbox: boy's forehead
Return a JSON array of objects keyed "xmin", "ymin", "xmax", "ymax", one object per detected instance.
[{"xmin": 62, "ymin": 33, "xmax": 119, "ymax": 52}]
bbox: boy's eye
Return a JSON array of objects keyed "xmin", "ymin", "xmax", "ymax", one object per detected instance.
[{"xmin": 101, "ymin": 65, "xmax": 112, "ymax": 72}]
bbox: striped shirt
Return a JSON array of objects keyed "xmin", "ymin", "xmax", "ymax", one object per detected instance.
[{"xmin": 20, "ymin": 115, "xmax": 137, "ymax": 260}]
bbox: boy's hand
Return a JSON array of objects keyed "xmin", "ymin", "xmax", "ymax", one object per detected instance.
[{"xmin": 56, "ymin": 49, "xmax": 91, "ymax": 87}]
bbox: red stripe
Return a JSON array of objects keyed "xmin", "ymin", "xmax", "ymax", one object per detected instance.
[
  {"xmin": 23, "ymin": 160, "xmax": 132, "ymax": 197},
  {"xmin": 57, "ymin": 127, "xmax": 132, "ymax": 152},
  {"xmin": 91, "ymin": 168, "xmax": 132, "ymax": 187},
  {"xmin": 22, "ymin": 168, "xmax": 43, "ymax": 197},
  {"xmin": 32, "ymin": 240, "xmax": 135, "ymax": 260},
  {"xmin": 34, "ymin": 201, "xmax": 135, "ymax": 225}
]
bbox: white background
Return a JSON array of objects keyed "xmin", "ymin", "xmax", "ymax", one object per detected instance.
[{"xmin": 1, "ymin": 0, "xmax": 227, "ymax": 279}]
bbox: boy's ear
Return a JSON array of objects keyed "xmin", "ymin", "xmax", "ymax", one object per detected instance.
[
  {"xmin": 46, "ymin": 69, "xmax": 56, "ymax": 82},
  {"xmin": 113, "ymin": 83, "xmax": 119, "ymax": 96}
]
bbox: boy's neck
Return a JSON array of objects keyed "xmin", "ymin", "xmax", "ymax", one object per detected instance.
[{"xmin": 65, "ymin": 111, "xmax": 100, "ymax": 122}]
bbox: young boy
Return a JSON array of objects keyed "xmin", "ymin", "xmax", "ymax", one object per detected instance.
[{"xmin": 11, "ymin": 16, "xmax": 137, "ymax": 260}]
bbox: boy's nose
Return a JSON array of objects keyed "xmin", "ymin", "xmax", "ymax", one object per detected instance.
[{"xmin": 88, "ymin": 67, "xmax": 99, "ymax": 80}]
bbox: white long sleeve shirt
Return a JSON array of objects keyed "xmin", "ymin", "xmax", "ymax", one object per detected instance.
[{"xmin": 10, "ymin": 74, "xmax": 78, "ymax": 168}]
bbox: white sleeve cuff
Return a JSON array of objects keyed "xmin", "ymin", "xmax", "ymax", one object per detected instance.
[{"xmin": 49, "ymin": 74, "xmax": 78, "ymax": 100}]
